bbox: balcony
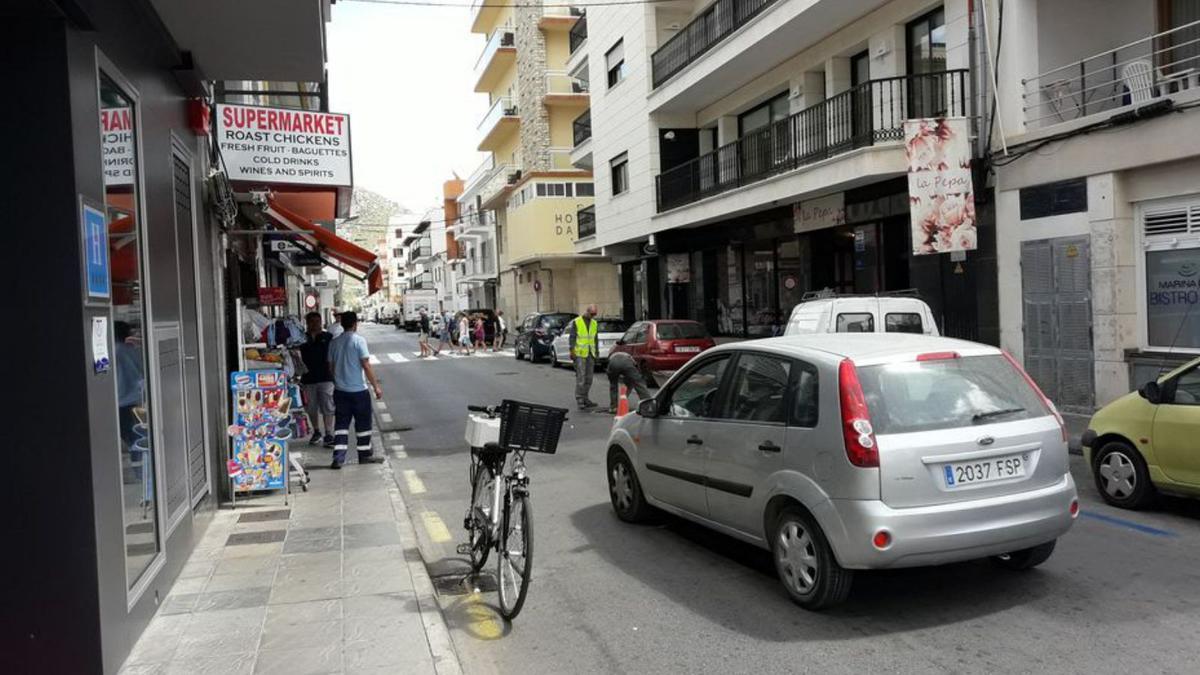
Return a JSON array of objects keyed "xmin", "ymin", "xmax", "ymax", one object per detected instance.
[
  {"xmin": 544, "ymin": 71, "xmax": 589, "ymax": 108},
  {"xmin": 569, "ymin": 14, "xmax": 587, "ymax": 54},
  {"xmin": 412, "ymin": 271, "xmax": 434, "ymax": 289},
  {"xmin": 1021, "ymin": 18, "xmax": 1200, "ymax": 131},
  {"xmin": 540, "ymin": 3, "xmax": 583, "ymax": 30},
  {"xmin": 651, "ymin": 0, "xmax": 779, "ymax": 89},
  {"xmin": 463, "ymin": 156, "xmax": 495, "ymax": 197},
  {"xmin": 455, "ymin": 210, "xmax": 496, "ymax": 240},
  {"xmin": 460, "ymin": 254, "xmax": 498, "ymax": 283},
  {"xmin": 409, "ymin": 237, "xmax": 433, "ymax": 264},
  {"xmin": 476, "ymin": 162, "xmax": 513, "ymax": 208},
  {"xmin": 477, "ymin": 96, "xmax": 519, "ymax": 151},
  {"xmin": 469, "ymin": 0, "xmax": 504, "ymax": 35},
  {"xmin": 577, "ymin": 205, "xmax": 596, "ymax": 239},
  {"xmin": 474, "ymin": 27, "xmax": 516, "ymax": 93},
  {"xmin": 655, "ymin": 70, "xmax": 968, "ymax": 212}
]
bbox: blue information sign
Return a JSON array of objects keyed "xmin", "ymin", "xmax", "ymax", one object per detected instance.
[{"xmin": 81, "ymin": 202, "xmax": 111, "ymax": 301}]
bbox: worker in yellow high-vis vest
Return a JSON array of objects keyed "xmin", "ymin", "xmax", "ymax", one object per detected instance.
[{"xmin": 568, "ymin": 304, "xmax": 600, "ymax": 410}]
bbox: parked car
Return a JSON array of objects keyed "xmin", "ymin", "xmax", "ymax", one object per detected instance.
[
  {"xmin": 1082, "ymin": 356, "xmax": 1200, "ymax": 509},
  {"xmin": 605, "ymin": 334, "xmax": 1078, "ymax": 609},
  {"xmin": 513, "ymin": 312, "xmax": 576, "ymax": 363},
  {"xmin": 608, "ymin": 320, "xmax": 716, "ymax": 382},
  {"xmin": 550, "ymin": 317, "xmax": 630, "ymax": 367},
  {"xmin": 784, "ymin": 292, "xmax": 939, "ymax": 336}
]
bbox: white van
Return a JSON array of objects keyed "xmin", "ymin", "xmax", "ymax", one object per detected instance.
[{"xmin": 783, "ymin": 292, "xmax": 939, "ymax": 336}]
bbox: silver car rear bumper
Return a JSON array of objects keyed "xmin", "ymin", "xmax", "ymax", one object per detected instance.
[{"xmin": 824, "ymin": 473, "xmax": 1077, "ymax": 569}]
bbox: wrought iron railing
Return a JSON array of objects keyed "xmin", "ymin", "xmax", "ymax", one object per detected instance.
[
  {"xmin": 570, "ymin": 14, "xmax": 588, "ymax": 54},
  {"xmin": 651, "ymin": 0, "xmax": 778, "ymax": 89},
  {"xmin": 573, "ymin": 109, "xmax": 592, "ymax": 146},
  {"xmin": 655, "ymin": 70, "xmax": 969, "ymax": 212},
  {"xmin": 577, "ymin": 205, "xmax": 596, "ymax": 238},
  {"xmin": 1021, "ymin": 19, "xmax": 1200, "ymax": 129}
]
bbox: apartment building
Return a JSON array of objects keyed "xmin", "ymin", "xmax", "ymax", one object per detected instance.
[
  {"xmin": 456, "ymin": 166, "xmax": 502, "ymax": 308},
  {"xmin": 578, "ymin": 0, "xmax": 995, "ymax": 339},
  {"xmin": 387, "ymin": 213, "xmax": 422, "ymax": 300},
  {"xmin": 469, "ymin": 0, "xmax": 622, "ymax": 317},
  {"xmin": 989, "ymin": 0, "xmax": 1200, "ymax": 417}
]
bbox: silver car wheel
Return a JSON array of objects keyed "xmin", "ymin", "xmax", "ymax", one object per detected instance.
[
  {"xmin": 611, "ymin": 462, "xmax": 633, "ymax": 511},
  {"xmin": 1098, "ymin": 451, "xmax": 1137, "ymax": 498},
  {"xmin": 776, "ymin": 521, "xmax": 818, "ymax": 594}
]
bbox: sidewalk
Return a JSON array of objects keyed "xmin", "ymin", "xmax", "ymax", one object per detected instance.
[{"xmin": 119, "ymin": 442, "xmax": 461, "ymax": 675}]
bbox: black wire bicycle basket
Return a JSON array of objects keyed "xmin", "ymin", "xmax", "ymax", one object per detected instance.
[{"xmin": 498, "ymin": 399, "xmax": 569, "ymax": 454}]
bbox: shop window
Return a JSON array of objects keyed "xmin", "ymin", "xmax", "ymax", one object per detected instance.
[
  {"xmin": 606, "ymin": 39, "xmax": 626, "ymax": 88},
  {"xmin": 836, "ymin": 313, "xmax": 875, "ymax": 332},
  {"xmin": 1142, "ymin": 199, "xmax": 1200, "ymax": 351},
  {"xmin": 717, "ymin": 245, "xmax": 745, "ymax": 336},
  {"xmin": 885, "ymin": 313, "xmax": 924, "ymax": 333},
  {"xmin": 746, "ymin": 243, "xmax": 777, "ymax": 337},
  {"xmin": 100, "ymin": 71, "xmax": 159, "ymax": 589},
  {"xmin": 1019, "ymin": 179, "xmax": 1088, "ymax": 220}
]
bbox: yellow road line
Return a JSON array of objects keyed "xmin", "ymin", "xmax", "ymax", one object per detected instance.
[
  {"xmin": 421, "ymin": 511, "xmax": 453, "ymax": 543},
  {"xmin": 402, "ymin": 469, "xmax": 426, "ymax": 494},
  {"xmin": 462, "ymin": 592, "xmax": 504, "ymax": 640}
]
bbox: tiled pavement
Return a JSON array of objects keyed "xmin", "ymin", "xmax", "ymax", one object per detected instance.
[{"xmin": 119, "ymin": 453, "xmax": 461, "ymax": 675}]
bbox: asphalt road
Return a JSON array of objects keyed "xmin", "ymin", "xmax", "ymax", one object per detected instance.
[{"xmin": 356, "ymin": 324, "xmax": 1200, "ymax": 675}]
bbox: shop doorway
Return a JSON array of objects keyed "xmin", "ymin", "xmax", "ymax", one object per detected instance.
[
  {"xmin": 1021, "ymin": 237, "xmax": 1095, "ymax": 413},
  {"xmin": 172, "ymin": 141, "xmax": 210, "ymax": 507}
]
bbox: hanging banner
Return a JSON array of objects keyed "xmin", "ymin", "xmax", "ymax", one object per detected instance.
[
  {"xmin": 229, "ymin": 370, "xmax": 292, "ymax": 493},
  {"xmin": 905, "ymin": 117, "xmax": 977, "ymax": 255},
  {"xmin": 216, "ymin": 103, "xmax": 352, "ymax": 187},
  {"xmin": 666, "ymin": 253, "xmax": 690, "ymax": 283}
]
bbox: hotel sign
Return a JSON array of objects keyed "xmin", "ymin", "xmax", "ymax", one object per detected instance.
[{"xmin": 216, "ymin": 103, "xmax": 352, "ymax": 187}]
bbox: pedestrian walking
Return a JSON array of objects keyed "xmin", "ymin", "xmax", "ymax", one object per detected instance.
[
  {"xmin": 432, "ymin": 308, "xmax": 452, "ymax": 355},
  {"xmin": 298, "ymin": 312, "xmax": 336, "ymax": 448},
  {"xmin": 458, "ymin": 312, "xmax": 473, "ymax": 355},
  {"xmin": 568, "ymin": 304, "xmax": 600, "ymax": 410},
  {"xmin": 417, "ymin": 309, "xmax": 433, "ymax": 357},
  {"xmin": 326, "ymin": 311, "xmax": 384, "ymax": 469},
  {"xmin": 606, "ymin": 351, "xmax": 651, "ymax": 413},
  {"xmin": 473, "ymin": 316, "xmax": 486, "ymax": 351},
  {"xmin": 495, "ymin": 310, "xmax": 507, "ymax": 351}
]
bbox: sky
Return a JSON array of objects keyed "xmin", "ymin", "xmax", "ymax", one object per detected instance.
[{"xmin": 327, "ymin": 1, "xmax": 488, "ymax": 212}]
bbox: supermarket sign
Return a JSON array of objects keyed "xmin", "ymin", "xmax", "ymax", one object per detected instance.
[
  {"xmin": 216, "ymin": 103, "xmax": 352, "ymax": 187},
  {"xmin": 101, "ymin": 107, "xmax": 135, "ymax": 187}
]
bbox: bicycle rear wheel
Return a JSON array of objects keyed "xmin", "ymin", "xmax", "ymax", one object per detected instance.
[
  {"xmin": 497, "ymin": 493, "xmax": 532, "ymax": 620},
  {"xmin": 467, "ymin": 462, "xmax": 496, "ymax": 573}
]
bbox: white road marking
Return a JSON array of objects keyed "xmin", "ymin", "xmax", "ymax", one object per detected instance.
[
  {"xmin": 375, "ymin": 401, "xmax": 387, "ymax": 411},
  {"xmin": 368, "ymin": 355, "xmax": 380, "ymax": 365},
  {"xmin": 403, "ymin": 469, "xmax": 426, "ymax": 494},
  {"xmin": 380, "ymin": 412, "xmax": 393, "ymax": 424},
  {"xmin": 387, "ymin": 352, "xmax": 408, "ymax": 363},
  {"xmin": 389, "ymin": 444, "xmax": 407, "ymax": 459},
  {"xmin": 385, "ymin": 432, "xmax": 402, "ymax": 441}
]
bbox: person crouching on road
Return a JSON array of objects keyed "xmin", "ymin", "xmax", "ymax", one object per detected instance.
[
  {"xmin": 606, "ymin": 351, "xmax": 651, "ymax": 414},
  {"xmin": 327, "ymin": 311, "xmax": 384, "ymax": 469},
  {"xmin": 568, "ymin": 304, "xmax": 600, "ymax": 410},
  {"xmin": 299, "ymin": 311, "xmax": 336, "ymax": 448},
  {"xmin": 417, "ymin": 309, "xmax": 433, "ymax": 358}
]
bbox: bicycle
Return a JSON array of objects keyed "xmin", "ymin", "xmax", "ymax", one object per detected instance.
[{"xmin": 459, "ymin": 399, "xmax": 567, "ymax": 620}]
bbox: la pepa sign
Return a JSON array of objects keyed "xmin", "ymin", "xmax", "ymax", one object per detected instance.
[{"xmin": 216, "ymin": 103, "xmax": 352, "ymax": 187}]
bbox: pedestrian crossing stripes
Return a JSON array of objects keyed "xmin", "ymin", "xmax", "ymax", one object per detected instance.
[
  {"xmin": 386, "ymin": 352, "xmax": 409, "ymax": 363},
  {"xmin": 376, "ymin": 351, "xmax": 511, "ymax": 364}
]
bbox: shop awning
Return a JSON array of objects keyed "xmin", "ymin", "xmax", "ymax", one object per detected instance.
[{"xmin": 262, "ymin": 197, "xmax": 383, "ymax": 295}]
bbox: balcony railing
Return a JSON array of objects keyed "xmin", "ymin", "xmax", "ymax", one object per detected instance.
[
  {"xmin": 577, "ymin": 205, "xmax": 596, "ymax": 239},
  {"xmin": 655, "ymin": 70, "xmax": 969, "ymax": 212},
  {"xmin": 546, "ymin": 71, "xmax": 588, "ymax": 95},
  {"xmin": 569, "ymin": 14, "xmax": 588, "ymax": 54},
  {"xmin": 475, "ymin": 26, "xmax": 514, "ymax": 73},
  {"xmin": 548, "ymin": 148, "xmax": 576, "ymax": 170},
  {"xmin": 413, "ymin": 271, "xmax": 433, "ymax": 289},
  {"xmin": 573, "ymin": 109, "xmax": 592, "ymax": 146},
  {"xmin": 651, "ymin": 0, "xmax": 779, "ymax": 89},
  {"xmin": 1021, "ymin": 19, "xmax": 1200, "ymax": 130},
  {"xmin": 477, "ymin": 96, "xmax": 518, "ymax": 147},
  {"xmin": 464, "ymin": 155, "xmax": 494, "ymax": 195}
]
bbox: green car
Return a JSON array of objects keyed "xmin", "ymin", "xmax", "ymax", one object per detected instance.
[{"xmin": 1082, "ymin": 357, "xmax": 1200, "ymax": 509}]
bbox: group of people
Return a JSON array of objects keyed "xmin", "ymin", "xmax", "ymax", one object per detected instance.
[
  {"xmin": 567, "ymin": 304, "xmax": 652, "ymax": 414},
  {"xmin": 416, "ymin": 308, "xmax": 507, "ymax": 358},
  {"xmin": 296, "ymin": 310, "xmax": 384, "ymax": 469}
]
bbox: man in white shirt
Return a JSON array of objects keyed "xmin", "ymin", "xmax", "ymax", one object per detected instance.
[
  {"xmin": 327, "ymin": 311, "xmax": 383, "ymax": 468},
  {"xmin": 494, "ymin": 310, "xmax": 507, "ymax": 351}
]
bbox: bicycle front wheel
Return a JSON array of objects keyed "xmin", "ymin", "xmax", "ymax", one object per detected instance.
[
  {"xmin": 497, "ymin": 493, "xmax": 533, "ymax": 620},
  {"xmin": 467, "ymin": 462, "xmax": 496, "ymax": 573}
]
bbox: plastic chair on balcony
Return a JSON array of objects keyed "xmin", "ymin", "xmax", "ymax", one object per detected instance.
[{"xmin": 1121, "ymin": 59, "xmax": 1192, "ymax": 104}]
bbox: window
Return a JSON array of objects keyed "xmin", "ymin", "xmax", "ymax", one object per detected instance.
[
  {"xmin": 1141, "ymin": 198, "xmax": 1200, "ymax": 350},
  {"xmin": 725, "ymin": 354, "xmax": 791, "ymax": 423},
  {"xmin": 622, "ymin": 322, "xmax": 647, "ymax": 344},
  {"xmin": 885, "ymin": 313, "xmax": 924, "ymax": 333},
  {"xmin": 666, "ymin": 357, "xmax": 730, "ymax": 418},
  {"xmin": 576, "ymin": 182, "xmax": 595, "ymax": 197},
  {"xmin": 791, "ymin": 363, "xmax": 819, "ymax": 427},
  {"xmin": 1019, "ymin": 179, "xmax": 1088, "ymax": 220},
  {"xmin": 836, "ymin": 312, "xmax": 875, "ymax": 333},
  {"xmin": 655, "ymin": 322, "xmax": 708, "ymax": 340},
  {"xmin": 737, "ymin": 92, "xmax": 790, "ymax": 136},
  {"xmin": 598, "ymin": 319, "xmax": 629, "ymax": 333},
  {"xmin": 1165, "ymin": 365, "xmax": 1200, "ymax": 405},
  {"xmin": 611, "ymin": 152, "xmax": 629, "ymax": 195},
  {"xmin": 907, "ymin": 7, "xmax": 948, "ymax": 117},
  {"xmin": 606, "ymin": 39, "xmax": 626, "ymax": 88},
  {"xmin": 394, "ymin": 228, "xmax": 403, "ymax": 238}
]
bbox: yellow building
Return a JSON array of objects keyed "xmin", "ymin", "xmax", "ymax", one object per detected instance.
[{"xmin": 467, "ymin": 0, "xmax": 620, "ymax": 318}]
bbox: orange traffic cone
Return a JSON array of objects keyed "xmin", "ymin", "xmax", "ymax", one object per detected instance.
[{"xmin": 616, "ymin": 384, "xmax": 629, "ymax": 417}]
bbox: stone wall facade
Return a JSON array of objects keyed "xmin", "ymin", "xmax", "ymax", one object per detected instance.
[{"xmin": 515, "ymin": 0, "xmax": 551, "ymax": 173}]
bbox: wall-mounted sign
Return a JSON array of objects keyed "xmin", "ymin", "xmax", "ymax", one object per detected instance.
[
  {"xmin": 216, "ymin": 103, "xmax": 352, "ymax": 187},
  {"xmin": 258, "ymin": 287, "xmax": 287, "ymax": 306},
  {"xmin": 666, "ymin": 253, "xmax": 690, "ymax": 283},
  {"xmin": 92, "ymin": 316, "xmax": 111, "ymax": 374},
  {"xmin": 905, "ymin": 117, "xmax": 977, "ymax": 255},
  {"xmin": 101, "ymin": 107, "xmax": 135, "ymax": 186},
  {"xmin": 269, "ymin": 240, "xmax": 301, "ymax": 254},
  {"xmin": 304, "ymin": 293, "xmax": 318, "ymax": 310},
  {"xmin": 794, "ymin": 193, "xmax": 846, "ymax": 233},
  {"xmin": 80, "ymin": 199, "xmax": 111, "ymax": 302}
]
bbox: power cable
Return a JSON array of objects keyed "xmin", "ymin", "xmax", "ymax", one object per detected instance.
[{"xmin": 344, "ymin": 0, "xmax": 680, "ymax": 7}]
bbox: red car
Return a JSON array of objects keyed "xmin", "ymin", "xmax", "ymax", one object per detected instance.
[{"xmin": 609, "ymin": 320, "xmax": 716, "ymax": 381}]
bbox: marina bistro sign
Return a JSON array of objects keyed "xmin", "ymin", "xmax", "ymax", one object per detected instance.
[{"xmin": 216, "ymin": 103, "xmax": 352, "ymax": 187}]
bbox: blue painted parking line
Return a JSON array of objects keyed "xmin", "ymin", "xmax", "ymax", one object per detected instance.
[{"xmin": 1079, "ymin": 510, "xmax": 1177, "ymax": 538}]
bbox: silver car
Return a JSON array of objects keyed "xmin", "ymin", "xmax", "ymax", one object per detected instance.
[{"xmin": 605, "ymin": 334, "xmax": 1079, "ymax": 609}]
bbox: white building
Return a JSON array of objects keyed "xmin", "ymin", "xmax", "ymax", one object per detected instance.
[
  {"xmin": 990, "ymin": 0, "xmax": 1200, "ymax": 417},
  {"xmin": 386, "ymin": 213, "xmax": 421, "ymax": 301},
  {"xmin": 577, "ymin": 0, "xmax": 993, "ymax": 338},
  {"xmin": 456, "ymin": 164, "xmax": 502, "ymax": 308}
]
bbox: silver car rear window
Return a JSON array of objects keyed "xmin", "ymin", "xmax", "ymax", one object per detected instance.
[{"xmin": 858, "ymin": 355, "xmax": 1049, "ymax": 434}]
